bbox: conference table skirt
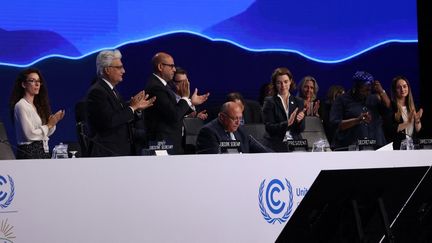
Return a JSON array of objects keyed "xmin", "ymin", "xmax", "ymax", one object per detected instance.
[{"xmin": 0, "ymin": 150, "xmax": 431, "ymax": 243}]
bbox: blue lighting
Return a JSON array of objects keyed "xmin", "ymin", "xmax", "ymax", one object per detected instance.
[
  {"xmin": 0, "ymin": 30, "xmax": 418, "ymax": 67},
  {"xmin": 0, "ymin": 0, "xmax": 417, "ymax": 65}
]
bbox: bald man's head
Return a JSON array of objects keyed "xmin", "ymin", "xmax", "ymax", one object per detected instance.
[
  {"xmin": 152, "ymin": 52, "xmax": 176, "ymax": 81},
  {"xmin": 219, "ymin": 101, "xmax": 243, "ymax": 132}
]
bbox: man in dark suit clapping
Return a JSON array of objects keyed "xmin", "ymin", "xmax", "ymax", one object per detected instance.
[
  {"xmin": 144, "ymin": 52, "xmax": 209, "ymax": 154},
  {"xmin": 86, "ymin": 49, "xmax": 155, "ymax": 157}
]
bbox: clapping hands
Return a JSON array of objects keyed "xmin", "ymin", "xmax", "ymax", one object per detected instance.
[
  {"xmin": 175, "ymin": 78, "xmax": 210, "ymax": 106},
  {"xmin": 191, "ymin": 88, "xmax": 210, "ymax": 106},
  {"xmin": 197, "ymin": 110, "xmax": 208, "ymax": 120},
  {"xmin": 130, "ymin": 90, "xmax": 156, "ymax": 111},
  {"xmin": 409, "ymin": 108, "xmax": 423, "ymax": 124},
  {"xmin": 287, "ymin": 107, "xmax": 306, "ymax": 126},
  {"xmin": 48, "ymin": 109, "xmax": 65, "ymax": 128},
  {"xmin": 313, "ymin": 100, "xmax": 320, "ymax": 116},
  {"xmin": 304, "ymin": 100, "xmax": 320, "ymax": 116}
]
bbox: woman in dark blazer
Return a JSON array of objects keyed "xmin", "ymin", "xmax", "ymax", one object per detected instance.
[
  {"xmin": 262, "ymin": 67, "xmax": 305, "ymax": 151},
  {"xmin": 387, "ymin": 76, "xmax": 423, "ymax": 150}
]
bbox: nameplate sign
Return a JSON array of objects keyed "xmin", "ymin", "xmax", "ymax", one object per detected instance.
[
  {"xmin": 148, "ymin": 140, "xmax": 174, "ymax": 155},
  {"xmin": 419, "ymin": 139, "xmax": 432, "ymax": 149},
  {"xmin": 286, "ymin": 139, "xmax": 308, "ymax": 152},
  {"xmin": 357, "ymin": 139, "xmax": 377, "ymax": 151},
  {"xmin": 220, "ymin": 140, "xmax": 241, "ymax": 154}
]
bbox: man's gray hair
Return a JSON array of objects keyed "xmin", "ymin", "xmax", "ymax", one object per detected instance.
[{"xmin": 96, "ymin": 49, "xmax": 122, "ymax": 76}]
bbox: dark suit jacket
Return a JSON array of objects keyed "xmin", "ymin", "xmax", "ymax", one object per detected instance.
[
  {"xmin": 262, "ymin": 95, "xmax": 305, "ymax": 151},
  {"xmin": 195, "ymin": 118, "xmax": 271, "ymax": 154},
  {"xmin": 386, "ymin": 101, "xmax": 419, "ymax": 150},
  {"xmin": 86, "ymin": 79, "xmax": 135, "ymax": 156},
  {"xmin": 144, "ymin": 74, "xmax": 192, "ymax": 154}
]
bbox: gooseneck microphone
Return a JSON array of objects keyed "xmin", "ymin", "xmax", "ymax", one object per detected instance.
[
  {"xmin": 248, "ymin": 135, "xmax": 273, "ymax": 153},
  {"xmin": 79, "ymin": 132, "xmax": 119, "ymax": 156}
]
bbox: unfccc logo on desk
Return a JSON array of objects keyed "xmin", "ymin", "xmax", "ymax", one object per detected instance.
[
  {"xmin": 0, "ymin": 175, "xmax": 15, "ymax": 209},
  {"xmin": 258, "ymin": 178, "xmax": 293, "ymax": 224}
]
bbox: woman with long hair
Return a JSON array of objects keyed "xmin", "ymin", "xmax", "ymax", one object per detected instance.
[
  {"xmin": 9, "ymin": 68, "xmax": 65, "ymax": 159},
  {"xmin": 297, "ymin": 75, "xmax": 320, "ymax": 116},
  {"xmin": 389, "ymin": 76, "xmax": 422, "ymax": 149},
  {"xmin": 262, "ymin": 67, "xmax": 306, "ymax": 151}
]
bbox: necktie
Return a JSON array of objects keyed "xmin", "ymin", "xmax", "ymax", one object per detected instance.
[
  {"xmin": 112, "ymin": 88, "xmax": 119, "ymax": 98},
  {"xmin": 112, "ymin": 88, "xmax": 123, "ymax": 107}
]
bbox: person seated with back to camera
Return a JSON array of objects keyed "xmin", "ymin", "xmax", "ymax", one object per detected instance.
[
  {"xmin": 225, "ymin": 92, "xmax": 263, "ymax": 125},
  {"xmin": 262, "ymin": 67, "xmax": 306, "ymax": 152},
  {"xmin": 386, "ymin": 75, "xmax": 423, "ymax": 150},
  {"xmin": 195, "ymin": 101, "xmax": 272, "ymax": 154},
  {"xmin": 297, "ymin": 75, "xmax": 320, "ymax": 117},
  {"xmin": 329, "ymin": 71, "xmax": 391, "ymax": 150}
]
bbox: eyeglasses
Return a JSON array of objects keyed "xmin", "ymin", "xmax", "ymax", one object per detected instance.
[
  {"xmin": 109, "ymin": 65, "xmax": 124, "ymax": 70},
  {"xmin": 222, "ymin": 112, "xmax": 242, "ymax": 122},
  {"xmin": 162, "ymin": 63, "xmax": 176, "ymax": 69},
  {"xmin": 26, "ymin": 79, "xmax": 42, "ymax": 85}
]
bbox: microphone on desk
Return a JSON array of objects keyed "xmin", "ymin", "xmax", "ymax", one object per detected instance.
[
  {"xmin": 79, "ymin": 132, "xmax": 120, "ymax": 157},
  {"xmin": 248, "ymin": 135, "xmax": 273, "ymax": 153}
]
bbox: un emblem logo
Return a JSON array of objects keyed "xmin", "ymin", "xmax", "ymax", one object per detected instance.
[
  {"xmin": 258, "ymin": 178, "xmax": 293, "ymax": 224},
  {"xmin": 0, "ymin": 175, "xmax": 15, "ymax": 209}
]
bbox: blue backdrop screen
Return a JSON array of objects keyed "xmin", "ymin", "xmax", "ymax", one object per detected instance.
[
  {"xmin": 0, "ymin": 0, "xmax": 419, "ymax": 150},
  {"xmin": 1, "ymin": 0, "xmax": 417, "ymax": 65}
]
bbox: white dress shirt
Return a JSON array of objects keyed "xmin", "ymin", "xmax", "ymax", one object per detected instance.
[
  {"xmin": 14, "ymin": 98, "xmax": 56, "ymax": 152},
  {"xmin": 153, "ymin": 73, "xmax": 194, "ymax": 108}
]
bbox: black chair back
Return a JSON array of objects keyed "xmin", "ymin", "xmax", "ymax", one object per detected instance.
[
  {"xmin": 76, "ymin": 121, "xmax": 92, "ymax": 157},
  {"xmin": 241, "ymin": 123, "xmax": 267, "ymax": 142},
  {"xmin": 300, "ymin": 116, "xmax": 330, "ymax": 150},
  {"xmin": 183, "ymin": 117, "xmax": 204, "ymax": 154},
  {"xmin": 0, "ymin": 122, "xmax": 16, "ymax": 160}
]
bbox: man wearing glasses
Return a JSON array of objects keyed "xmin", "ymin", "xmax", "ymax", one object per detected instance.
[
  {"xmin": 86, "ymin": 49, "xmax": 155, "ymax": 157},
  {"xmin": 170, "ymin": 67, "xmax": 208, "ymax": 120},
  {"xmin": 144, "ymin": 52, "xmax": 209, "ymax": 154},
  {"xmin": 196, "ymin": 102, "xmax": 272, "ymax": 154}
]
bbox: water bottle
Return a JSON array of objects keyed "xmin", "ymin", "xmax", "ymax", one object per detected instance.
[
  {"xmin": 312, "ymin": 139, "xmax": 328, "ymax": 152},
  {"xmin": 52, "ymin": 143, "xmax": 69, "ymax": 159},
  {"xmin": 400, "ymin": 137, "xmax": 414, "ymax": 150}
]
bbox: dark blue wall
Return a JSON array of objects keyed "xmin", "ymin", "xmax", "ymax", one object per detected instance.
[{"xmin": 0, "ymin": 33, "xmax": 422, "ymax": 152}]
